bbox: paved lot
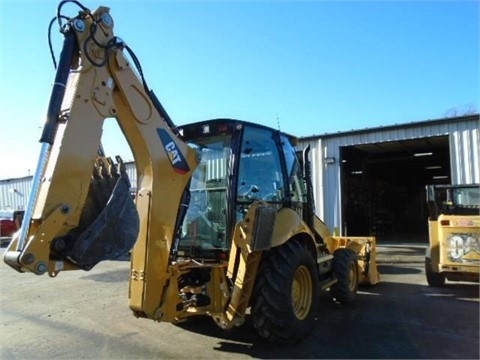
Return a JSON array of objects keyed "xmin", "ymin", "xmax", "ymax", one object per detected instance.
[{"xmin": 0, "ymin": 242, "xmax": 478, "ymax": 359}]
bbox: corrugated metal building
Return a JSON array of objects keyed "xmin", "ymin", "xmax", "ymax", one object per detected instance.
[
  {"xmin": 298, "ymin": 114, "xmax": 479, "ymax": 239},
  {"xmin": 1, "ymin": 114, "xmax": 478, "ymax": 241}
]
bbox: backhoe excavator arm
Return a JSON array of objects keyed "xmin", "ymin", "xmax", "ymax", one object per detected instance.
[{"xmin": 4, "ymin": 3, "xmax": 199, "ymax": 319}]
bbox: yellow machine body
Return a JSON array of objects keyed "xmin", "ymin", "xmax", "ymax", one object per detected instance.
[
  {"xmin": 4, "ymin": 2, "xmax": 379, "ymax": 343},
  {"xmin": 425, "ymin": 184, "xmax": 480, "ymax": 286}
]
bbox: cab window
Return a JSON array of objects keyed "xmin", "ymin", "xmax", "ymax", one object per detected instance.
[{"xmin": 237, "ymin": 126, "xmax": 284, "ymax": 203}]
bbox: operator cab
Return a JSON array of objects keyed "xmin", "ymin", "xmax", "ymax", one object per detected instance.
[
  {"xmin": 427, "ymin": 184, "xmax": 480, "ymax": 220},
  {"xmin": 174, "ymin": 119, "xmax": 306, "ymax": 260}
]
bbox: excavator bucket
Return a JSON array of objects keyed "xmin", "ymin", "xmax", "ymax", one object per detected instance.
[{"xmin": 59, "ymin": 156, "xmax": 139, "ymax": 270}]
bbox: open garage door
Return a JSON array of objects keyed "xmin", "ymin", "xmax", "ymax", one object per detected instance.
[{"xmin": 341, "ymin": 135, "xmax": 450, "ymax": 242}]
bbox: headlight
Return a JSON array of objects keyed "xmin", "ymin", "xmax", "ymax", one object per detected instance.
[{"xmin": 448, "ymin": 235, "xmax": 464, "ymax": 260}]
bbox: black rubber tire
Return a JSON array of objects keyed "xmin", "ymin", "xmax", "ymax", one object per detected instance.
[
  {"xmin": 251, "ymin": 240, "xmax": 319, "ymax": 344},
  {"xmin": 425, "ymin": 257, "xmax": 446, "ymax": 287},
  {"xmin": 330, "ymin": 248, "xmax": 359, "ymax": 304}
]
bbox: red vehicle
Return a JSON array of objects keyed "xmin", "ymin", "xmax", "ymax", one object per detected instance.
[{"xmin": 0, "ymin": 210, "xmax": 24, "ymax": 241}]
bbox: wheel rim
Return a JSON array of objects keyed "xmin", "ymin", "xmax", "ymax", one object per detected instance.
[
  {"xmin": 291, "ymin": 265, "xmax": 313, "ymax": 320},
  {"xmin": 347, "ymin": 261, "xmax": 357, "ymax": 291}
]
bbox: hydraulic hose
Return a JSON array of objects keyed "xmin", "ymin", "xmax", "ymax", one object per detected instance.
[{"xmin": 149, "ymin": 90, "xmax": 178, "ymax": 135}]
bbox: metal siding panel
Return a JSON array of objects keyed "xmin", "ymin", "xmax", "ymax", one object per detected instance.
[
  {"xmin": 302, "ymin": 138, "xmax": 325, "ymax": 222},
  {"xmin": 324, "ymin": 144, "xmax": 336, "ymax": 231},
  {"xmin": 462, "ymin": 130, "xmax": 472, "ymax": 182},
  {"xmin": 450, "ymin": 132, "xmax": 458, "ymax": 184},
  {"xmin": 313, "ymin": 137, "xmax": 342, "ymax": 232},
  {"xmin": 449, "ymin": 127, "xmax": 480, "ymax": 185},
  {"xmin": 125, "ymin": 161, "xmax": 137, "ymax": 191},
  {"xmin": 330, "ymin": 141, "xmax": 342, "ymax": 234},
  {"xmin": 312, "ymin": 140, "xmax": 323, "ymax": 219},
  {"xmin": 0, "ymin": 177, "xmax": 33, "ymax": 210},
  {"xmin": 472, "ymin": 128, "xmax": 480, "ymax": 183}
]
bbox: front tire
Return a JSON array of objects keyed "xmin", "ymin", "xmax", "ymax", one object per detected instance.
[
  {"xmin": 330, "ymin": 248, "xmax": 359, "ymax": 304},
  {"xmin": 425, "ymin": 257, "xmax": 446, "ymax": 287},
  {"xmin": 251, "ymin": 239, "xmax": 319, "ymax": 344}
]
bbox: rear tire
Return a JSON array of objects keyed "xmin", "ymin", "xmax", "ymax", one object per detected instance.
[
  {"xmin": 330, "ymin": 248, "xmax": 359, "ymax": 304},
  {"xmin": 251, "ymin": 239, "xmax": 319, "ymax": 344},
  {"xmin": 425, "ymin": 257, "xmax": 445, "ymax": 287}
]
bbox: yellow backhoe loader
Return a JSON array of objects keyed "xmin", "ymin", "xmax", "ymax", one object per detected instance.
[{"xmin": 4, "ymin": 1, "xmax": 379, "ymax": 344}]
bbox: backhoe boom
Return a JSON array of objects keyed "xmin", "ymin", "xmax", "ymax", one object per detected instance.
[{"xmin": 4, "ymin": 4, "xmax": 199, "ymax": 320}]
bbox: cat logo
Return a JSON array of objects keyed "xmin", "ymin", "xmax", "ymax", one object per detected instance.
[{"xmin": 156, "ymin": 128, "xmax": 190, "ymax": 174}]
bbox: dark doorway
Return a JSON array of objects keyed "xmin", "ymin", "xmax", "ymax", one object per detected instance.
[{"xmin": 341, "ymin": 136, "xmax": 450, "ymax": 242}]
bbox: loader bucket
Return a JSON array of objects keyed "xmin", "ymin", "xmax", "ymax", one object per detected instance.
[
  {"xmin": 332, "ymin": 236, "xmax": 380, "ymax": 285},
  {"xmin": 312, "ymin": 215, "xmax": 380, "ymax": 285}
]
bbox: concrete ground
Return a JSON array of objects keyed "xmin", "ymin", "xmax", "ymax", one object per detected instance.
[{"xmin": 0, "ymin": 241, "xmax": 478, "ymax": 359}]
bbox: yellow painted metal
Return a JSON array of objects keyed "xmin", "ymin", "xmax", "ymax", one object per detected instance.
[
  {"xmin": 334, "ymin": 236, "xmax": 380, "ymax": 286},
  {"xmin": 3, "ymin": 4, "xmax": 384, "ymax": 338},
  {"xmin": 430, "ymin": 214, "xmax": 480, "ymax": 276},
  {"xmin": 291, "ymin": 265, "xmax": 313, "ymax": 320},
  {"xmin": 221, "ymin": 202, "xmax": 321, "ymax": 327},
  {"xmin": 5, "ymin": 204, "xmax": 79, "ymax": 275},
  {"xmin": 428, "ymin": 217, "xmax": 441, "ymax": 272},
  {"xmin": 270, "ymin": 207, "xmax": 315, "ymax": 248},
  {"xmin": 312, "ymin": 215, "xmax": 380, "ymax": 285},
  {"xmin": 223, "ymin": 203, "xmax": 266, "ymax": 328},
  {"xmin": 5, "ymin": 6, "xmax": 199, "ymax": 321}
]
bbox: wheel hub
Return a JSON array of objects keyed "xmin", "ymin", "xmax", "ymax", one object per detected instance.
[{"xmin": 291, "ymin": 265, "xmax": 312, "ymax": 320}]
